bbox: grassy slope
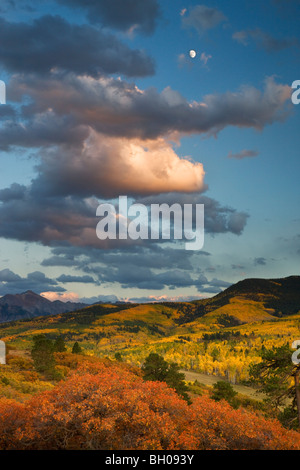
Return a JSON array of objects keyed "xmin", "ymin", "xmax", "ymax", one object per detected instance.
[
  {"xmin": 0, "ymin": 297, "xmax": 299, "ymax": 351},
  {"xmin": 199, "ymin": 297, "xmax": 277, "ymax": 324}
]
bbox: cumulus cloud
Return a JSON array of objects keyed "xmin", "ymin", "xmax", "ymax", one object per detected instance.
[
  {"xmin": 0, "ymin": 15, "xmax": 155, "ymax": 77},
  {"xmin": 228, "ymin": 149, "xmax": 259, "ymax": 160},
  {"xmin": 1, "ymin": 61, "xmax": 270, "ymax": 255},
  {"xmin": 58, "ymin": 0, "xmax": 161, "ymax": 34},
  {"xmin": 31, "ymin": 132, "xmax": 206, "ymax": 199},
  {"xmin": 182, "ymin": 5, "xmax": 227, "ymax": 34}
]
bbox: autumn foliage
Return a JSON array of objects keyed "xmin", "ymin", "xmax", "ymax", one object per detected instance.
[{"xmin": 0, "ymin": 358, "xmax": 299, "ymax": 450}]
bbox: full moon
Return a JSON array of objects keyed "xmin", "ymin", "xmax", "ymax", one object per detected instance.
[{"xmin": 189, "ymin": 50, "xmax": 196, "ymax": 58}]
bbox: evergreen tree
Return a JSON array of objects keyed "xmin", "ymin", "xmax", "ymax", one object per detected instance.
[
  {"xmin": 211, "ymin": 381, "xmax": 238, "ymax": 407},
  {"xmin": 31, "ymin": 334, "xmax": 55, "ymax": 374},
  {"xmin": 53, "ymin": 337, "xmax": 67, "ymax": 352},
  {"xmin": 164, "ymin": 362, "xmax": 190, "ymax": 403},
  {"xmin": 250, "ymin": 344, "xmax": 300, "ymax": 429},
  {"xmin": 114, "ymin": 352, "xmax": 123, "ymax": 362},
  {"xmin": 72, "ymin": 342, "xmax": 82, "ymax": 354},
  {"xmin": 142, "ymin": 353, "xmax": 190, "ymax": 403}
]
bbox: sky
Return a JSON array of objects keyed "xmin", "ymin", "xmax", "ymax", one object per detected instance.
[{"xmin": 0, "ymin": 0, "xmax": 299, "ymax": 303}]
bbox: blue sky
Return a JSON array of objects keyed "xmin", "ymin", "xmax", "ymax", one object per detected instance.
[{"xmin": 0, "ymin": 0, "xmax": 299, "ymax": 303}]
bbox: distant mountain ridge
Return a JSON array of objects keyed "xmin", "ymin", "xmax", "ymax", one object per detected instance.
[
  {"xmin": 0, "ymin": 275, "xmax": 299, "ymax": 325},
  {"xmin": 0, "ymin": 290, "xmax": 87, "ymax": 323}
]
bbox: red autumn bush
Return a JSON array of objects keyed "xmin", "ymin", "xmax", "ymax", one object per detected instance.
[{"xmin": 0, "ymin": 360, "xmax": 299, "ymax": 450}]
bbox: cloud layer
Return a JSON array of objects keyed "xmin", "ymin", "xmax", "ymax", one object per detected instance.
[
  {"xmin": 0, "ymin": 15, "xmax": 155, "ymax": 77},
  {"xmin": 3, "ymin": 74, "xmax": 291, "ymax": 149}
]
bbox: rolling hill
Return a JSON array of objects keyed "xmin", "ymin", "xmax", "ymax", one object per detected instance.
[
  {"xmin": 0, "ymin": 275, "xmax": 300, "ymax": 385},
  {"xmin": 191, "ymin": 275, "xmax": 300, "ymax": 319}
]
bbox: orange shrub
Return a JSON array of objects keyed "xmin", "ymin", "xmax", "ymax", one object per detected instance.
[{"xmin": 0, "ymin": 361, "xmax": 299, "ymax": 450}]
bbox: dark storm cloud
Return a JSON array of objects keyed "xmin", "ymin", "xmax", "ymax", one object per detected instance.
[
  {"xmin": 39, "ymin": 245, "xmax": 221, "ymax": 292},
  {"xmin": 0, "ymin": 15, "xmax": 155, "ymax": 77},
  {"xmin": 182, "ymin": 5, "xmax": 227, "ymax": 34},
  {"xmin": 97, "ymin": 265, "xmax": 229, "ymax": 292},
  {"xmin": 0, "ymin": 183, "xmax": 155, "ymax": 249},
  {"xmin": 0, "ymin": 181, "xmax": 249, "ymax": 248},
  {"xmin": 0, "ymin": 185, "xmax": 100, "ymax": 246},
  {"xmin": 95, "ymin": 265, "xmax": 207, "ymax": 290},
  {"xmin": 82, "ymin": 247, "xmax": 195, "ymax": 271},
  {"xmin": 0, "ymin": 183, "xmax": 27, "ymax": 202},
  {"xmin": 233, "ymin": 28, "xmax": 298, "ymax": 52},
  {"xmin": 56, "ymin": 274, "xmax": 96, "ymax": 283},
  {"xmin": 41, "ymin": 246, "xmax": 210, "ymax": 280},
  {"xmin": 0, "ymin": 269, "xmax": 65, "ymax": 295},
  {"xmin": 0, "ymin": 113, "xmax": 89, "ymax": 151},
  {"xmin": 41, "ymin": 256, "xmax": 79, "ymax": 267},
  {"xmin": 0, "ymin": 105, "xmax": 15, "ymax": 119},
  {"xmin": 58, "ymin": 0, "xmax": 160, "ymax": 34}
]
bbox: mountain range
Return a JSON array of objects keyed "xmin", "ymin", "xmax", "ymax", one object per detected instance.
[
  {"xmin": 0, "ymin": 275, "xmax": 299, "ymax": 325},
  {"xmin": 0, "ymin": 290, "xmax": 87, "ymax": 323}
]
